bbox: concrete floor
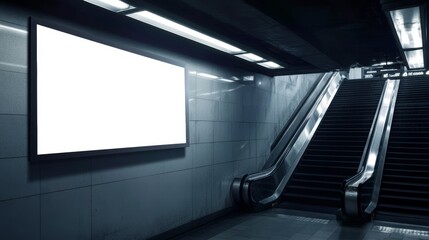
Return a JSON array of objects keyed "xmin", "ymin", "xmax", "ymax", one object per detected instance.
[{"xmin": 172, "ymin": 208, "xmax": 429, "ymax": 240}]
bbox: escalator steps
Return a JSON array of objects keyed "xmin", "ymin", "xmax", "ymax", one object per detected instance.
[
  {"xmin": 282, "ymin": 80, "xmax": 385, "ymax": 211},
  {"xmin": 377, "ymin": 77, "xmax": 429, "ymax": 220}
]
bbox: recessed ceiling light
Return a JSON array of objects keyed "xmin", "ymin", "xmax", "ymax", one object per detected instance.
[
  {"xmin": 83, "ymin": 0, "xmax": 133, "ymax": 12},
  {"xmin": 390, "ymin": 7, "xmax": 423, "ymax": 49},
  {"xmin": 235, "ymin": 53, "xmax": 265, "ymax": 62},
  {"xmin": 257, "ymin": 61, "xmax": 284, "ymax": 69},
  {"xmin": 127, "ymin": 11, "xmax": 244, "ymax": 54}
]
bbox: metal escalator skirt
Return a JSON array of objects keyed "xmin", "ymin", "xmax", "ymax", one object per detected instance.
[
  {"xmin": 344, "ymin": 79, "xmax": 400, "ymax": 217},
  {"xmin": 247, "ymin": 72, "xmax": 343, "ymax": 206}
]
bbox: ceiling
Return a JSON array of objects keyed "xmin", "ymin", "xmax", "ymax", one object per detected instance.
[
  {"xmin": 4, "ymin": 0, "xmax": 427, "ymax": 76},
  {"xmin": 125, "ymin": 0, "xmax": 417, "ymax": 75}
]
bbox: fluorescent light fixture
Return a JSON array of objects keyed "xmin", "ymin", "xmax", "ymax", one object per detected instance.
[
  {"xmin": 390, "ymin": 7, "xmax": 422, "ymax": 49},
  {"xmin": 404, "ymin": 49, "xmax": 424, "ymax": 69},
  {"xmin": 83, "ymin": 0, "xmax": 133, "ymax": 12},
  {"xmin": 426, "ymin": 70, "xmax": 429, "ymax": 75},
  {"xmin": 257, "ymin": 61, "xmax": 284, "ymax": 69},
  {"xmin": 236, "ymin": 53, "xmax": 265, "ymax": 62},
  {"xmin": 128, "ymin": 11, "xmax": 244, "ymax": 54}
]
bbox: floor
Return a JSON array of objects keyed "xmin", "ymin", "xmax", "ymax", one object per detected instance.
[{"xmin": 172, "ymin": 208, "xmax": 429, "ymax": 240}]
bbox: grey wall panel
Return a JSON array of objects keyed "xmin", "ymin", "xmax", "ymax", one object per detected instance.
[
  {"xmin": 0, "ymin": 20, "xmax": 27, "ymax": 73},
  {"xmin": 91, "ymin": 154, "xmax": 163, "ymax": 185},
  {"xmin": 195, "ymin": 99, "xmax": 219, "ymax": 121},
  {"xmin": 192, "ymin": 166, "xmax": 213, "ymax": 219},
  {"xmin": 234, "ymin": 159, "xmax": 255, "ymax": 178},
  {"xmin": 195, "ymin": 77, "xmax": 214, "ymax": 101},
  {"xmin": 0, "ymin": 157, "xmax": 39, "ymax": 201},
  {"xmin": 189, "ymin": 120, "xmax": 196, "ymax": 144},
  {"xmin": 92, "ymin": 170, "xmax": 192, "ymax": 239},
  {"xmin": 256, "ymin": 74, "xmax": 273, "ymax": 92},
  {"xmin": 243, "ymin": 105, "xmax": 260, "ymax": 123},
  {"xmin": 193, "ymin": 143, "xmax": 213, "ymax": 168},
  {"xmin": 195, "ymin": 121, "xmax": 214, "ymax": 143},
  {"xmin": 0, "ymin": 71, "xmax": 27, "ymax": 115},
  {"xmin": 218, "ymin": 102, "xmax": 234, "ymax": 121},
  {"xmin": 249, "ymin": 140, "xmax": 257, "ymax": 158},
  {"xmin": 242, "ymin": 85, "xmax": 254, "ymax": 106},
  {"xmin": 249, "ymin": 123, "xmax": 257, "ymax": 140},
  {"xmin": 40, "ymin": 158, "xmax": 91, "ymax": 193},
  {"xmin": 213, "ymin": 142, "xmax": 233, "ymax": 164},
  {"xmin": 161, "ymin": 145, "xmax": 193, "ymax": 173},
  {"xmin": 212, "ymin": 162, "xmax": 234, "ymax": 212},
  {"xmin": 220, "ymin": 84, "xmax": 244, "ymax": 104},
  {"xmin": 0, "ymin": 115, "xmax": 27, "ymax": 158},
  {"xmin": 91, "ymin": 147, "xmax": 192, "ymax": 185},
  {"xmin": 41, "ymin": 187, "xmax": 91, "ymax": 240},
  {"xmin": 256, "ymin": 123, "xmax": 271, "ymax": 140},
  {"xmin": 232, "ymin": 141, "xmax": 250, "ymax": 161},
  {"xmin": 214, "ymin": 122, "xmax": 231, "ymax": 142},
  {"xmin": 187, "ymin": 72, "xmax": 197, "ymax": 100},
  {"xmin": 0, "ymin": 196, "xmax": 40, "ymax": 240},
  {"xmin": 256, "ymin": 139, "xmax": 269, "ymax": 159},
  {"xmin": 230, "ymin": 122, "xmax": 250, "ymax": 141},
  {"xmin": 188, "ymin": 98, "xmax": 196, "ymax": 121}
]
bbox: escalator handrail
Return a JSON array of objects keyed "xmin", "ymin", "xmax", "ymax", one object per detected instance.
[
  {"xmin": 270, "ymin": 73, "xmax": 330, "ymax": 152},
  {"xmin": 263, "ymin": 72, "xmax": 333, "ymax": 168},
  {"xmin": 235, "ymin": 72, "xmax": 343, "ymax": 208},
  {"xmin": 343, "ymin": 79, "xmax": 400, "ymax": 218}
]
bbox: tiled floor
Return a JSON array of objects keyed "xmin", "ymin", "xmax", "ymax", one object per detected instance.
[{"xmin": 172, "ymin": 208, "xmax": 429, "ymax": 240}]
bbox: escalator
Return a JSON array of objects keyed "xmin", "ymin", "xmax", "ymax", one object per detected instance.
[
  {"xmin": 376, "ymin": 77, "xmax": 429, "ymax": 223},
  {"xmin": 280, "ymin": 79, "xmax": 385, "ymax": 212}
]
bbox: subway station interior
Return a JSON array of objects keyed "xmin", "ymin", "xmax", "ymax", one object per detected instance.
[{"xmin": 1, "ymin": 0, "xmax": 429, "ymax": 239}]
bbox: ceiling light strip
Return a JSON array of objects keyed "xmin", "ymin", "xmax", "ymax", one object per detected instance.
[
  {"xmin": 235, "ymin": 53, "xmax": 265, "ymax": 62},
  {"xmin": 128, "ymin": 11, "xmax": 244, "ymax": 54},
  {"xmin": 83, "ymin": 0, "xmax": 133, "ymax": 12},
  {"xmin": 258, "ymin": 61, "xmax": 283, "ymax": 69},
  {"xmin": 389, "ymin": 6, "xmax": 425, "ymax": 69}
]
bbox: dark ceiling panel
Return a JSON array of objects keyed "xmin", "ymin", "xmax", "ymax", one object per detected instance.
[
  {"xmin": 169, "ymin": 0, "xmax": 339, "ymax": 69},
  {"xmin": 245, "ymin": 0, "xmax": 401, "ymax": 67}
]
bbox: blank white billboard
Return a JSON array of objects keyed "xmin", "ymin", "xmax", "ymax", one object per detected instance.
[{"xmin": 33, "ymin": 23, "xmax": 187, "ymax": 159}]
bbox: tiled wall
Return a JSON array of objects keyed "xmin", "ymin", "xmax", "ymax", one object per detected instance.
[{"xmin": 0, "ymin": 5, "xmax": 321, "ymax": 240}]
